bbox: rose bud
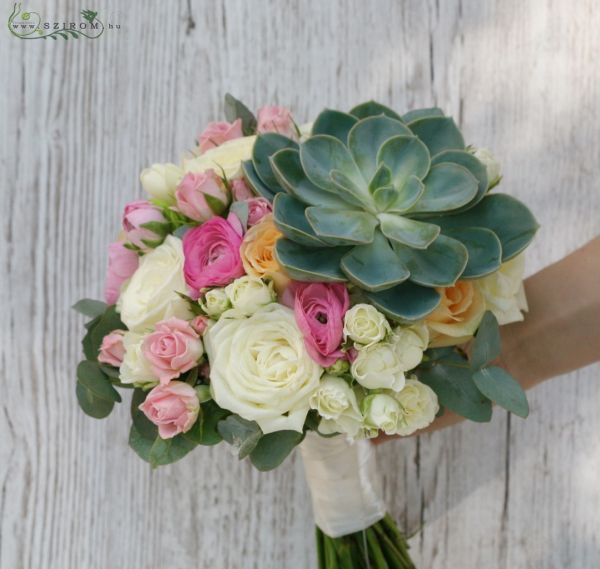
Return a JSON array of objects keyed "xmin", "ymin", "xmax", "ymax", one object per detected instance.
[
  {"xmin": 175, "ymin": 170, "xmax": 230, "ymax": 222},
  {"xmin": 122, "ymin": 200, "xmax": 170, "ymax": 252}
]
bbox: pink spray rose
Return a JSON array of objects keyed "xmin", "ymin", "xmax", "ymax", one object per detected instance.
[
  {"xmin": 175, "ymin": 170, "xmax": 230, "ymax": 222},
  {"xmin": 183, "ymin": 217, "xmax": 245, "ymax": 298},
  {"xmin": 122, "ymin": 200, "xmax": 168, "ymax": 251},
  {"xmin": 198, "ymin": 119, "xmax": 243, "ymax": 153},
  {"xmin": 231, "ymin": 178, "xmax": 254, "ymax": 201},
  {"xmin": 140, "ymin": 381, "xmax": 200, "ymax": 439},
  {"xmin": 104, "ymin": 241, "xmax": 139, "ymax": 304},
  {"xmin": 246, "ymin": 197, "xmax": 273, "ymax": 226},
  {"xmin": 257, "ymin": 106, "xmax": 296, "ymax": 138},
  {"xmin": 142, "ymin": 318, "xmax": 203, "ymax": 384},
  {"xmin": 291, "ymin": 282, "xmax": 350, "ymax": 366},
  {"xmin": 190, "ymin": 315, "xmax": 210, "ymax": 336},
  {"xmin": 98, "ymin": 329, "xmax": 126, "ymax": 367}
]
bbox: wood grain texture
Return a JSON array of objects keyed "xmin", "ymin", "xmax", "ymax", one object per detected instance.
[{"xmin": 1, "ymin": 0, "xmax": 599, "ymax": 567}]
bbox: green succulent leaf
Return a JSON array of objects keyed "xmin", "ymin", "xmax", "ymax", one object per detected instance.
[
  {"xmin": 340, "ymin": 230, "xmax": 410, "ymax": 292},
  {"xmin": 378, "ymin": 213, "xmax": 440, "ymax": 249},
  {"xmin": 269, "ymin": 149, "xmax": 350, "ymax": 209},
  {"xmin": 368, "ymin": 164, "xmax": 393, "ymax": 194},
  {"xmin": 394, "ymin": 234, "xmax": 468, "ymax": 287},
  {"xmin": 275, "ymin": 239, "xmax": 350, "ymax": 282},
  {"xmin": 442, "ymin": 227, "xmax": 502, "ymax": 278},
  {"xmin": 272, "ymin": 193, "xmax": 329, "ymax": 247},
  {"xmin": 407, "ymin": 116, "xmax": 465, "ymax": 156},
  {"xmin": 306, "ymin": 207, "xmax": 378, "ymax": 245},
  {"xmin": 349, "ymin": 100, "xmax": 403, "ymax": 121},
  {"xmin": 252, "ymin": 133, "xmax": 298, "ymax": 192},
  {"xmin": 250, "ymin": 430, "xmax": 304, "ymax": 471},
  {"xmin": 348, "ymin": 115, "xmax": 412, "ymax": 180},
  {"xmin": 471, "ymin": 311, "xmax": 501, "ymax": 370},
  {"xmin": 366, "ymin": 281, "xmax": 441, "ymax": 321},
  {"xmin": 224, "ymin": 93, "xmax": 257, "ymax": 135},
  {"xmin": 376, "ymin": 135, "xmax": 431, "ymax": 188},
  {"xmin": 383, "ymin": 175, "xmax": 425, "ymax": 213},
  {"xmin": 311, "ymin": 109, "xmax": 358, "ymax": 144},
  {"xmin": 472, "ymin": 366, "xmax": 529, "ymax": 418},
  {"xmin": 242, "ymin": 160, "xmax": 274, "ymax": 200},
  {"xmin": 432, "ymin": 150, "xmax": 488, "ymax": 209},
  {"xmin": 409, "ymin": 163, "xmax": 478, "ymax": 214},
  {"xmin": 402, "ymin": 107, "xmax": 445, "ymax": 123}
]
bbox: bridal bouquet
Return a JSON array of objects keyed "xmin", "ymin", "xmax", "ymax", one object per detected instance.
[{"xmin": 74, "ymin": 95, "xmax": 538, "ymax": 568}]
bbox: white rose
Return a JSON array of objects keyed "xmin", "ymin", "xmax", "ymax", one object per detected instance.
[
  {"xmin": 362, "ymin": 394, "xmax": 402, "ymax": 435},
  {"xmin": 391, "ymin": 322, "xmax": 429, "ymax": 371},
  {"xmin": 182, "ymin": 135, "xmax": 256, "ymax": 179},
  {"xmin": 393, "ymin": 378, "xmax": 439, "ymax": 436},
  {"xmin": 225, "ymin": 276, "xmax": 275, "ymax": 316},
  {"xmin": 199, "ymin": 288, "xmax": 230, "ymax": 318},
  {"xmin": 139, "ymin": 163, "xmax": 183, "ymax": 205},
  {"xmin": 118, "ymin": 236, "xmax": 192, "ymax": 332},
  {"xmin": 351, "ymin": 342, "xmax": 405, "ymax": 391},
  {"xmin": 309, "ymin": 375, "xmax": 362, "ymax": 437},
  {"xmin": 343, "ymin": 304, "xmax": 391, "ymax": 347},
  {"xmin": 204, "ymin": 303, "xmax": 322, "ymax": 433},
  {"xmin": 470, "ymin": 147, "xmax": 501, "ymax": 187},
  {"xmin": 477, "ymin": 254, "xmax": 528, "ymax": 325},
  {"xmin": 119, "ymin": 331, "xmax": 158, "ymax": 387}
]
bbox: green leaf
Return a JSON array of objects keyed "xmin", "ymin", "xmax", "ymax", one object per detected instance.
[
  {"xmin": 473, "ymin": 366, "xmax": 529, "ymax": 418},
  {"xmin": 378, "ymin": 213, "xmax": 440, "ymax": 249},
  {"xmin": 347, "ymin": 115, "xmax": 411, "ymax": 180},
  {"xmin": 382, "ymin": 175, "xmax": 425, "ymax": 213},
  {"xmin": 99, "ymin": 364, "xmax": 121, "ymax": 379},
  {"xmin": 306, "ymin": 207, "xmax": 378, "ymax": 245},
  {"xmin": 366, "ymin": 281, "xmax": 441, "ymax": 322},
  {"xmin": 417, "ymin": 354, "xmax": 493, "ymax": 422},
  {"xmin": 340, "ymin": 230, "xmax": 409, "ymax": 292},
  {"xmin": 204, "ymin": 193, "xmax": 228, "ymax": 216},
  {"xmin": 272, "ymin": 193, "xmax": 329, "ymax": 248},
  {"xmin": 241, "ymin": 160, "xmax": 274, "ymax": 201},
  {"xmin": 442, "ymin": 227, "xmax": 502, "ymax": 278},
  {"xmin": 409, "ymin": 163, "xmax": 479, "ymax": 214},
  {"xmin": 471, "ymin": 311, "xmax": 501, "ymax": 370},
  {"xmin": 72, "ymin": 298, "xmax": 107, "ymax": 318},
  {"xmin": 275, "ymin": 240, "xmax": 350, "ymax": 282},
  {"xmin": 249, "ymin": 430, "xmax": 304, "ymax": 471},
  {"xmin": 129, "ymin": 425, "xmax": 197, "ymax": 467},
  {"xmin": 368, "ymin": 164, "xmax": 392, "ymax": 194},
  {"xmin": 88, "ymin": 306, "xmax": 126, "ymax": 361},
  {"xmin": 402, "ymin": 107, "xmax": 445, "ymax": 123},
  {"xmin": 394, "ymin": 234, "xmax": 468, "ymax": 287},
  {"xmin": 407, "ymin": 116, "xmax": 465, "ymax": 156},
  {"xmin": 131, "ymin": 388, "xmax": 158, "ymax": 440},
  {"xmin": 184, "ymin": 400, "xmax": 230, "ymax": 446},
  {"xmin": 252, "ymin": 133, "xmax": 298, "ymax": 193},
  {"xmin": 349, "ymin": 100, "xmax": 402, "ymax": 121},
  {"xmin": 77, "ymin": 360, "xmax": 121, "ymax": 403},
  {"xmin": 217, "ymin": 415, "xmax": 263, "ymax": 459},
  {"xmin": 376, "ymin": 135, "xmax": 431, "ymax": 188},
  {"xmin": 224, "ymin": 93, "xmax": 257, "ymax": 135},
  {"xmin": 139, "ymin": 221, "xmax": 172, "ymax": 236},
  {"xmin": 311, "ymin": 109, "xmax": 358, "ymax": 144},
  {"xmin": 229, "ymin": 200, "xmax": 249, "ymax": 230},
  {"xmin": 82, "ymin": 315, "xmax": 101, "ymax": 360},
  {"xmin": 76, "ymin": 382, "xmax": 115, "ymax": 419}
]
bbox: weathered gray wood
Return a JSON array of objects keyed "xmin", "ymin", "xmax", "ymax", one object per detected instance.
[{"xmin": 1, "ymin": 0, "xmax": 599, "ymax": 567}]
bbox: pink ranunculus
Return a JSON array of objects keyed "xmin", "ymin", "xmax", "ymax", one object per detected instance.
[
  {"xmin": 175, "ymin": 170, "xmax": 230, "ymax": 222},
  {"xmin": 292, "ymin": 282, "xmax": 350, "ymax": 367},
  {"xmin": 140, "ymin": 381, "xmax": 200, "ymax": 439},
  {"xmin": 246, "ymin": 197, "xmax": 273, "ymax": 226},
  {"xmin": 198, "ymin": 119, "xmax": 243, "ymax": 153},
  {"xmin": 257, "ymin": 106, "xmax": 296, "ymax": 138},
  {"xmin": 98, "ymin": 329, "xmax": 126, "ymax": 367},
  {"xmin": 142, "ymin": 318, "xmax": 203, "ymax": 385},
  {"xmin": 231, "ymin": 178, "xmax": 254, "ymax": 201},
  {"xmin": 190, "ymin": 315, "xmax": 210, "ymax": 336},
  {"xmin": 122, "ymin": 200, "xmax": 168, "ymax": 251},
  {"xmin": 182, "ymin": 217, "xmax": 245, "ymax": 298},
  {"xmin": 104, "ymin": 241, "xmax": 139, "ymax": 304}
]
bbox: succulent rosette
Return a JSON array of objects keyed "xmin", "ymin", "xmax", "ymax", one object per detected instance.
[{"xmin": 73, "ymin": 95, "xmax": 538, "ymax": 569}]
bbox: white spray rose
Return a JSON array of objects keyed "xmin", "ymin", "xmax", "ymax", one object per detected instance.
[
  {"xmin": 224, "ymin": 276, "xmax": 275, "ymax": 316},
  {"xmin": 470, "ymin": 147, "xmax": 501, "ymax": 187},
  {"xmin": 362, "ymin": 393, "xmax": 402, "ymax": 435},
  {"xmin": 309, "ymin": 375, "xmax": 363, "ymax": 437},
  {"xmin": 119, "ymin": 331, "xmax": 158, "ymax": 387},
  {"xmin": 199, "ymin": 288, "xmax": 230, "ymax": 318},
  {"xmin": 204, "ymin": 303, "xmax": 322, "ymax": 433},
  {"xmin": 391, "ymin": 322, "xmax": 429, "ymax": 371},
  {"xmin": 118, "ymin": 236, "xmax": 192, "ymax": 332},
  {"xmin": 182, "ymin": 135, "xmax": 256, "ymax": 179},
  {"xmin": 477, "ymin": 254, "xmax": 528, "ymax": 325},
  {"xmin": 393, "ymin": 378, "xmax": 439, "ymax": 436},
  {"xmin": 139, "ymin": 163, "xmax": 183, "ymax": 205},
  {"xmin": 343, "ymin": 304, "xmax": 391, "ymax": 347},
  {"xmin": 351, "ymin": 342, "xmax": 406, "ymax": 391}
]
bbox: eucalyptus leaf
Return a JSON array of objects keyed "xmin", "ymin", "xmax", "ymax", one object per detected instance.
[
  {"xmin": 131, "ymin": 388, "xmax": 158, "ymax": 440},
  {"xmin": 224, "ymin": 93, "xmax": 257, "ymax": 135},
  {"xmin": 471, "ymin": 311, "xmax": 501, "ymax": 370},
  {"xmin": 77, "ymin": 360, "xmax": 121, "ymax": 403},
  {"xmin": 72, "ymin": 298, "xmax": 107, "ymax": 318},
  {"xmin": 217, "ymin": 415, "xmax": 263, "ymax": 459},
  {"xmin": 184, "ymin": 400, "xmax": 230, "ymax": 446},
  {"xmin": 250, "ymin": 430, "xmax": 304, "ymax": 471},
  {"xmin": 76, "ymin": 382, "xmax": 115, "ymax": 419},
  {"xmin": 473, "ymin": 366, "xmax": 529, "ymax": 418}
]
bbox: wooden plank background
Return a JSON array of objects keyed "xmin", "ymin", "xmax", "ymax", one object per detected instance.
[{"xmin": 1, "ymin": 1, "xmax": 599, "ymax": 567}]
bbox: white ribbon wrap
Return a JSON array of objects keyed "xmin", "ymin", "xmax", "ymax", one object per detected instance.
[{"xmin": 300, "ymin": 432, "xmax": 386, "ymax": 538}]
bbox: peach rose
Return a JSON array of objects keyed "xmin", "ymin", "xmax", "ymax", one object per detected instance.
[
  {"xmin": 240, "ymin": 215, "xmax": 288, "ymax": 289},
  {"xmin": 426, "ymin": 281, "xmax": 485, "ymax": 347}
]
